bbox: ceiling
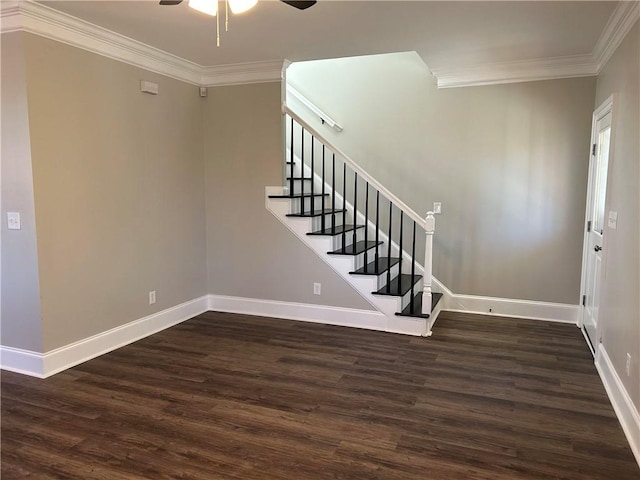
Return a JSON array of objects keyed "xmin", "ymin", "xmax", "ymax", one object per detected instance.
[{"xmin": 38, "ymin": 0, "xmax": 617, "ymax": 71}]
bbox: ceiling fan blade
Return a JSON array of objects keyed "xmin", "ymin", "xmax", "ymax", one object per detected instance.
[
  {"xmin": 280, "ymin": 0, "xmax": 317, "ymax": 10},
  {"xmin": 159, "ymin": 0, "xmax": 183, "ymax": 5}
]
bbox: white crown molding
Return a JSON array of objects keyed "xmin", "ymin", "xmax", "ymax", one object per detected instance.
[
  {"xmin": 2, "ymin": 0, "xmax": 638, "ymax": 89},
  {"xmin": 432, "ymin": 54, "xmax": 597, "ymax": 89},
  {"xmin": 593, "ymin": 0, "xmax": 640, "ymax": 72},
  {"xmin": 201, "ymin": 60, "xmax": 284, "ymax": 87},
  {"xmin": 1, "ymin": 0, "xmax": 203, "ymax": 85},
  {"xmin": 432, "ymin": 1, "xmax": 639, "ymax": 88},
  {"xmin": 1, "ymin": 0, "xmax": 284, "ymax": 87}
]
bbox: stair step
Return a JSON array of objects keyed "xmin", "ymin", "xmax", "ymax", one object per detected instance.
[
  {"xmin": 396, "ymin": 292, "xmax": 444, "ymax": 318},
  {"xmin": 268, "ymin": 193, "xmax": 329, "ymax": 199},
  {"xmin": 308, "ymin": 224, "xmax": 364, "ymax": 236},
  {"xmin": 287, "ymin": 208, "xmax": 346, "ymax": 218},
  {"xmin": 286, "ymin": 176, "xmax": 313, "ymax": 181},
  {"xmin": 328, "ymin": 241, "xmax": 381, "ymax": 256},
  {"xmin": 374, "ymin": 274, "xmax": 422, "ymax": 297},
  {"xmin": 350, "ymin": 257, "xmax": 401, "ymax": 275}
]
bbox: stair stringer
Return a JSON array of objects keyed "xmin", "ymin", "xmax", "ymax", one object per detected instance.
[{"xmin": 266, "ymin": 186, "xmax": 429, "ymax": 336}]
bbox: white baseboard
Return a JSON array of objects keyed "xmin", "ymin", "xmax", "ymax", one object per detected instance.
[
  {"xmin": 0, "ymin": 347, "xmax": 46, "ymax": 378},
  {"xmin": 445, "ymin": 293, "xmax": 579, "ymax": 324},
  {"xmin": 596, "ymin": 344, "xmax": 640, "ymax": 467},
  {"xmin": 208, "ymin": 294, "xmax": 388, "ymax": 333},
  {"xmin": 0, "ymin": 295, "xmax": 209, "ymax": 378}
]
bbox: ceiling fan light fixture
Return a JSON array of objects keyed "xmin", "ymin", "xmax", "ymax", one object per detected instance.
[
  {"xmin": 188, "ymin": 0, "xmax": 218, "ymax": 16},
  {"xmin": 228, "ymin": 0, "xmax": 258, "ymax": 14}
]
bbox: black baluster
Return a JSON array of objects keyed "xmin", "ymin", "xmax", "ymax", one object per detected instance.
[
  {"xmin": 411, "ymin": 220, "xmax": 416, "ymax": 314},
  {"xmin": 387, "ymin": 202, "xmax": 393, "ymax": 292},
  {"xmin": 289, "ymin": 117, "xmax": 294, "ymax": 197},
  {"xmin": 300, "ymin": 128, "xmax": 305, "ymax": 213},
  {"xmin": 331, "ymin": 154, "xmax": 336, "ymax": 235},
  {"xmin": 311, "ymin": 136, "xmax": 315, "ymax": 214},
  {"xmin": 364, "ymin": 182, "xmax": 369, "ymax": 268},
  {"xmin": 321, "ymin": 145, "xmax": 326, "ymax": 232},
  {"xmin": 375, "ymin": 191, "xmax": 380, "ymax": 269},
  {"xmin": 398, "ymin": 211, "xmax": 404, "ymax": 293},
  {"xmin": 353, "ymin": 172, "xmax": 358, "ymax": 251},
  {"xmin": 342, "ymin": 163, "xmax": 347, "ymax": 252}
]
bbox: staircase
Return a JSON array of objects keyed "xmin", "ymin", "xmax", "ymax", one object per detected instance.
[{"xmin": 266, "ymin": 107, "xmax": 444, "ymax": 336}]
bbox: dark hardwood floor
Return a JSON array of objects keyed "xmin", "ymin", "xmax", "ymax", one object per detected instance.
[{"xmin": 2, "ymin": 311, "xmax": 639, "ymax": 479}]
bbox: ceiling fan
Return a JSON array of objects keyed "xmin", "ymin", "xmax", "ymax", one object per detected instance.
[
  {"xmin": 159, "ymin": 0, "xmax": 317, "ymax": 10},
  {"xmin": 159, "ymin": 0, "xmax": 316, "ymax": 46}
]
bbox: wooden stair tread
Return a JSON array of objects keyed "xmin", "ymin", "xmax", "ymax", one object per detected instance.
[
  {"xmin": 374, "ymin": 274, "xmax": 421, "ymax": 297},
  {"xmin": 396, "ymin": 292, "xmax": 444, "ymax": 318},
  {"xmin": 308, "ymin": 225, "xmax": 364, "ymax": 236},
  {"xmin": 287, "ymin": 208, "xmax": 346, "ymax": 218},
  {"xmin": 350, "ymin": 257, "xmax": 400, "ymax": 275},
  {"xmin": 269, "ymin": 193, "xmax": 329, "ymax": 199},
  {"xmin": 328, "ymin": 241, "xmax": 381, "ymax": 256}
]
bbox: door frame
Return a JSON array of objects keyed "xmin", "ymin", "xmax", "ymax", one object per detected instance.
[{"xmin": 578, "ymin": 94, "xmax": 616, "ymax": 354}]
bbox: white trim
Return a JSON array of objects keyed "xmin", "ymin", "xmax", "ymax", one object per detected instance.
[
  {"xmin": 3, "ymin": 0, "xmax": 638, "ymax": 90},
  {"xmin": 432, "ymin": 54, "xmax": 597, "ymax": 89},
  {"xmin": 445, "ymin": 294, "xmax": 579, "ymax": 324},
  {"xmin": 0, "ymin": 0, "xmax": 284, "ymax": 87},
  {"xmin": 432, "ymin": 1, "xmax": 639, "ymax": 88},
  {"xmin": 1, "ymin": 0, "xmax": 203, "ymax": 85},
  {"xmin": 201, "ymin": 60, "xmax": 284, "ymax": 87},
  {"xmin": 0, "ymin": 295, "xmax": 209, "ymax": 378},
  {"xmin": 593, "ymin": 1, "xmax": 640, "ymax": 72},
  {"xmin": 595, "ymin": 344, "xmax": 640, "ymax": 467},
  {"xmin": 0, "ymin": 346, "xmax": 45, "ymax": 378},
  {"xmin": 208, "ymin": 294, "xmax": 388, "ymax": 333}
]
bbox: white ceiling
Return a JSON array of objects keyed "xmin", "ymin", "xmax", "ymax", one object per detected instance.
[{"xmin": 38, "ymin": 0, "xmax": 617, "ymax": 71}]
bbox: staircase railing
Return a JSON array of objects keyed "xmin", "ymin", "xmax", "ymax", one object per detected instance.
[{"xmin": 282, "ymin": 104, "xmax": 436, "ymax": 316}]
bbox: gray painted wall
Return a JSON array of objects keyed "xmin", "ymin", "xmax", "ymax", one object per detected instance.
[
  {"xmin": 287, "ymin": 53, "xmax": 597, "ymax": 304},
  {"xmin": 22, "ymin": 34, "xmax": 208, "ymax": 351},
  {"xmin": 0, "ymin": 32, "xmax": 44, "ymax": 352},
  {"xmin": 203, "ymin": 82, "xmax": 372, "ymax": 310},
  {"xmin": 594, "ymin": 21, "xmax": 639, "ymax": 412}
]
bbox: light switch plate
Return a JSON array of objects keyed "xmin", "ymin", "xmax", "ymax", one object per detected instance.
[
  {"xmin": 433, "ymin": 202, "xmax": 442, "ymax": 215},
  {"xmin": 608, "ymin": 211, "xmax": 618, "ymax": 229},
  {"xmin": 7, "ymin": 212, "xmax": 20, "ymax": 230}
]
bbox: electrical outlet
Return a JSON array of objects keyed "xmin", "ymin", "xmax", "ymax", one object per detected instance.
[
  {"xmin": 7, "ymin": 212, "xmax": 20, "ymax": 230},
  {"xmin": 433, "ymin": 202, "xmax": 442, "ymax": 215},
  {"xmin": 313, "ymin": 283, "xmax": 321, "ymax": 295},
  {"xmin": 626, "ymin": 353, "xmax": 631, "ymax": 376},
  {"xmin": 149, "ymin": 291, "xmax": 156, "ymax": 305}
]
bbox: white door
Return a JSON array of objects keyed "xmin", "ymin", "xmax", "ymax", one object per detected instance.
[{"xmin": 580, "ymin": 101, "xmax": 612, "ymax": 353}]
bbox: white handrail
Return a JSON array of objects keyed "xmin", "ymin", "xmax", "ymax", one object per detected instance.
[
  {"xmin": 283, "ymin": 104, "xmax": 426, "ymax": 230},
  {"xmin": 286, "ymin": 84, "xmax": 343, "ymax": 132}
]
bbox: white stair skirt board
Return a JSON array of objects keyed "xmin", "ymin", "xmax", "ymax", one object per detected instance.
[
  {"xmin": 0, "ymin": 296, "xmax": 209, "ymax": 378},
  {"xmin": 208, "ymin": 294, "xmax": 388, "ymax": 332},
  {"xmin": 596, "ymin": 344, "xmax": 640, "ymax": 467},
  {"xmin": 266, "ymin": 186, "xmax": 429, "ymax": 336}
]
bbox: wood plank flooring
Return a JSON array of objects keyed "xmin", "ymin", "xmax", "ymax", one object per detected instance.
[{"xmin": 2, "ymin": 311, "xmax": 639, "ymax": 479}]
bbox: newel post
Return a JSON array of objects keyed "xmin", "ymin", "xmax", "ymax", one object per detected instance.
[{"xmin": 422, "ymin": 212, "xmax": 435, "ymax": 321}]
